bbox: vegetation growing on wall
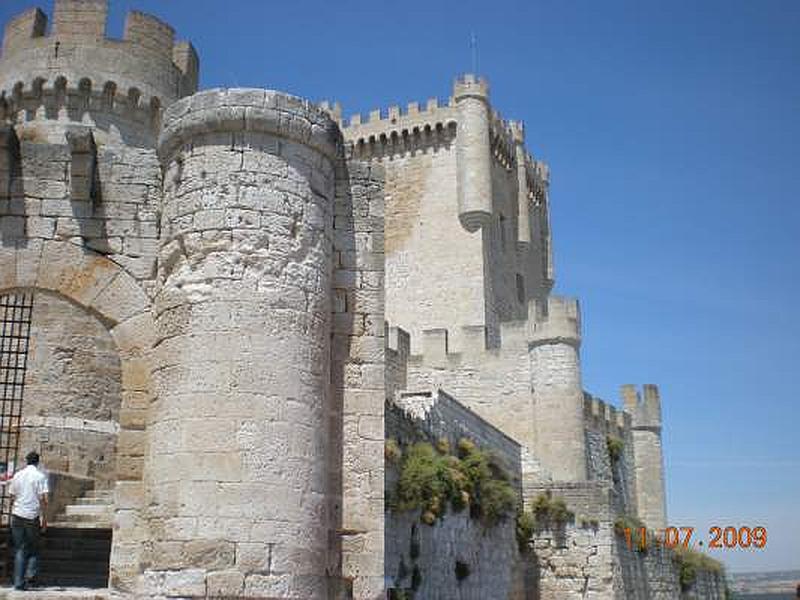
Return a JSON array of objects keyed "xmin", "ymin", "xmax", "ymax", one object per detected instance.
[
  {"xmin": 607, "ymin": 435, "xmax": 625, "ymax": 463},
  {"xmin": 388, "ymin": 437, "xmax": 517, "ymax": 527},
  {"xmin": 614, "ymin": 514, "xmax": 650, "ymax": 551},
  {"xmin": 531, "ymin": 491, "xmax": 574, "ymax": 526},
  {"xmin": 672, "ymin": 546, "xmax": 724, "ymax": 591},
  {"xmin": 385, "ymin": 438, "xmax": 403, "ymax": 463},
  {"xmin": 515, "ymin": 492, "xmax": 575, "ymax": 551}
]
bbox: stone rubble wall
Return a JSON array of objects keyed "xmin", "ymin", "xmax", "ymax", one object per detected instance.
[
  {"xmin": 583, "ymin": 393, "xmax": 638, "ymax": 517},
  {"xmin": 387, "ymin": 509, "xmax": 522, "ymax": 600},
  {"xmin": 529, "ymin": 521, "xmax": 725, "ymax": 600},
  {"xmin": 387, "ymin": 389, "xmax": 521, "ymax": 476}
]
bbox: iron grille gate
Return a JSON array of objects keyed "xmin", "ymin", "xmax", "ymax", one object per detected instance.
[{"xmin": 0, "ymin": 292, "xmax": 34, "ymax": 527}]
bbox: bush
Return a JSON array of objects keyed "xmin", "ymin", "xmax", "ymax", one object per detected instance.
[
  {"xmin": 395, "ymin": 443, "xmax": 452, "ymax": 517},
  {"xmin": 531, "ymin": 492, "xmax": 574, "ymax": 527},
  {"xmin": 673, "ymin": 546, "xmax": 724, "ymax": 591},
  {"xmin": 607, "ymin": 436, "xmax": 624, "ymax": 463},
  {"xmin": 390, "ymin": 438, "xmax": 518, "ymax": 527},
  {"xmin": 385, "ymin": 438, "xmax": 403, "ymax": 463},
  {"xmin": 516, "ymin": 510, "xmax": 536, "ymax": 551}
]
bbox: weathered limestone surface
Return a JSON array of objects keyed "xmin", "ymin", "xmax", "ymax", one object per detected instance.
[
  {"xmin": 146, "ymin": 88, "xmax": 341, "ymax": 599},
  {"xmin": 624, "ymin": 384, "xmax": 668, "ymax": 530},
  {"xmin": 22, "ymin": 291, "xmax": 121, "ymax": 488},
  {"xmin": 331, "ymin": 159, "xmax": 386, "ymax": 599}
]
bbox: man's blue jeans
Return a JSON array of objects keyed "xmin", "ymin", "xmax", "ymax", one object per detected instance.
[{"xmin": 11, "ymin": 515, "xmax": 40, "ymax": 589}]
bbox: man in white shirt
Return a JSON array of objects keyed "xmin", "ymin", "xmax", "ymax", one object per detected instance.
[{"xmin": 8, "ymin": 451, "xmax": 49, "ymax": 591}]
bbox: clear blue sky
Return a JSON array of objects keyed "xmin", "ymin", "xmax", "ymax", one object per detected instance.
[{"xmin": 2, "ymin": 0, "xmax": 798, "ymax": 574}]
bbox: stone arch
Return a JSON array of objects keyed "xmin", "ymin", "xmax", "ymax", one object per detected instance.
[{"xmin": 0, "ymin": 239, "xmax": 154, "ymax": 590}]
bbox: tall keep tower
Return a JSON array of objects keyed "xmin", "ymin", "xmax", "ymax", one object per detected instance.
[{"xmin": 0, "ymin": 0, "xmax": 197, "ymax": 147}]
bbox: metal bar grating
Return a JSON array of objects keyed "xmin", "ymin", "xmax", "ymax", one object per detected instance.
[{"xmin": 0, "ymin": 291, "xmax": 34, "ymax": 528}]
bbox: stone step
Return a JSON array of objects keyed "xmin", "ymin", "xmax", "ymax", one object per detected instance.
[
  {"xmin": 0, "ymin": 528, "xmax": 111, "ymax": 591},
  {"xmin": 52, "ymin": 517, "xmax": 112, "ymax": 528},
  {"xmin": 46, "ymin": 521, "xmax": 111, "ymax": 530},
  {"xmin": 81, "ymin": 490, "xmax": 113, "ymax": 500},
  {"xmin": 63, "ymin": 506, "xmax": 110, "ymax": 518},
  {"xmin": 0, "ymin": 588, "xmax": 108, "ymax": 599},
  {"xmin": 71, "ymin": 498, "xmax": 110, "ymax": 507}
]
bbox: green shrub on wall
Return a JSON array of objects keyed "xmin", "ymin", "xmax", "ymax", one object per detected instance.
[
  {"xmin": 531, "ymin": 491, "xmax": 574, "ymax": 526},
  {"xmin": 389, "ymin": 437, "xmax": 517, "ymax": 527},
  {"xmin": 515, "ymin": 492, "xmax": 575, "ymax": 551},
  {"xmin": 607, "ymin": 435, "xmax": 625, "ymax": 463},
  {"xmin": 673, "ymin": 546, "xmax": 724, "ymax": 591}
]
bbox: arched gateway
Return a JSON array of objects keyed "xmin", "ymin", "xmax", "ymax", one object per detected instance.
[{"xmin": 0, "ymin": 239, "xmax": 155, "ymax": 591}]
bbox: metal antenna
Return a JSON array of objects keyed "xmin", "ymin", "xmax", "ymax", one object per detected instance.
[{"xmin": 471, "ymin": 32, "xmax": 478, "ymax": 75}]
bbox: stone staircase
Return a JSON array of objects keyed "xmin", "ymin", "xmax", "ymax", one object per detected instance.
[
  {"xmin": 0, "ymin": 489, "xmax": 113, "ymax": 591},
  {"xmin": 49, "ymin": 489, "xmax": 113, "ymax": 529}
]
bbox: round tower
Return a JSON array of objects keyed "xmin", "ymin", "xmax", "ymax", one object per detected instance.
[
  {"xmin": 453, "ymin": 74, "xmax": 493, "ymax": 232},
  {"xmin": 529, "ymin": 296, "xmax": 588, "ymax": 481},
  {"xmin": 151, "ymin": 89, "xmax": 341, "ymax": 598},
  {"xmin": 0, "ymin": 0, "xmax": 198, "ymax": 147}
]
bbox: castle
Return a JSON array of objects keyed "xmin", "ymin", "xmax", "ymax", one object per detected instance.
[{"xmin": 0, "ymin": 1, "xmax": 725, "ymax": 598}]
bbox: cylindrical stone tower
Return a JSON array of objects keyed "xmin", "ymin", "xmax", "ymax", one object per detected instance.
[
  {"xmin": 529, "ymin": 296, "xmax": 588, "ymax": 481},
  {"xmin": 150, "ymin": 89, "xmax": 341, "ymax": 599},
  {"xmin": 454, "ymin": 74, "xmax": 493, "ymax": 232}
]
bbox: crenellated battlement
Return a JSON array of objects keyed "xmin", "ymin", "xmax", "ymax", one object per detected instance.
[
  {"xmin": 583, "ymin": 392, "xmax": 631, "ymax": 439},
  {"xmin": 0, "ymin": 75, "xmax": 164, "ymax": 143},
  {"xmin": 338, "ymin": 96, "xmax": 457, "ymax": 161},
  {"xmin": 0, "ymin": 0, "xmax": 198, "ymax": 120},
  {"xmin": 525, "ymin": 154, "xmax": 549, "ymax": 200},
  {"xmin": 389, "ymin": 295, "xmax": 582, "ymax": 371},
  {"xmin": 336, "ymin": 74, "xmax": 530, "ymax": 171},
  {"xmin": 529, "ymin": 295, "xmax": 581, "ymax": 347},
  {"xmin": 621, "ymin": 384, "xmax": 662, "ymax": 431}
]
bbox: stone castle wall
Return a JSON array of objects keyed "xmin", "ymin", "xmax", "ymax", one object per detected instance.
[{"xmin": 385, "ymin": 389, "xmax": 524, "ymax": 598}]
